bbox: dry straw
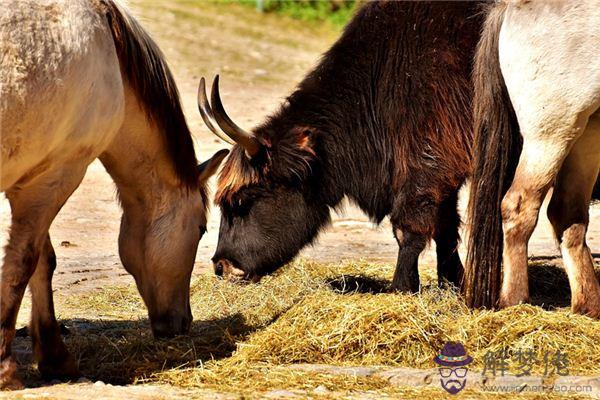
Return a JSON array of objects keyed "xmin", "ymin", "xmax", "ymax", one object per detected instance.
[{"xmin": 49, "ymin": 259, "xmax": 600, "ymax": 397}]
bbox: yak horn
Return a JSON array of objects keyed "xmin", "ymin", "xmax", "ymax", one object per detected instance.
[
  {"xmin": 211, "ymin": 75, "xmax": 261, "ymax": 157},
  {"xmin": 197, "ymin": 78, "xmax": 234, "ymax": 145}
]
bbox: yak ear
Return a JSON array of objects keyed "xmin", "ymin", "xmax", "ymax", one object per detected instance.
[
  {"xmin": 290, "ymin": 126, "xmax": 317, "ymax": 155},
  {"xmin": 198, "ymin": 149, "xmax": 230, "ymax": 184}
]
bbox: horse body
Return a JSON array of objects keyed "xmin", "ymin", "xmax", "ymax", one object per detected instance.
[
  {"xmin": 1, "ymin": 0, "xmax": 124, "ymax": 190},
  {"xmin": 1, "ymin": 0, "xmax": 227, "ymax": 389},
  {"xmin": 464, "ymin": 0, "xmax": 600, "ymax": 315}
]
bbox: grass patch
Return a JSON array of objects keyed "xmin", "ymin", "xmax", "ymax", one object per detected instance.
[
  {"xmin": 232, "ymin": 0, "xmax": 359, "ymax": 29},
  {"xmin": 19, "ymin": 260, "xmax": 600, "ymax": 396}
]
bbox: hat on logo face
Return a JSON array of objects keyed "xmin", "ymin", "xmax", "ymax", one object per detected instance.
[{"xmin": 434, "ymin": 342, "xmax": 473, "ymax": 367}]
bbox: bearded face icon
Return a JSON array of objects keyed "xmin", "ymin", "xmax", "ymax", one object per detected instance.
[{"xmin": 434, "ymin": 342, "xmax": 473, "ymax": 395}]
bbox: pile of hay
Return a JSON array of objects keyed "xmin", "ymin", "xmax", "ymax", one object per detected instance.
[{"xmin": 35, "ymin": 259, "xmax": 600, "ymax": 397}]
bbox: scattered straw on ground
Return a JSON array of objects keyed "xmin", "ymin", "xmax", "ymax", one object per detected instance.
[{"xmin": 15, "ymin": 259, "xmax": 599, "ymax": 397}]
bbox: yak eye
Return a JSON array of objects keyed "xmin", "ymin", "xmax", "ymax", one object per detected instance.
[{"xmin": 230, "ymin": 195, "xmax": 252, "ymax": 214}]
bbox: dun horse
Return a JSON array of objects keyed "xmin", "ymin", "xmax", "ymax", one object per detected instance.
[
  {"xmin": 0, "ymin": 0, "xmax": 227, "ymax": 388},
  {"xmin": 464, "ymin": 0, "xmax": 600, "ymax": 316}
]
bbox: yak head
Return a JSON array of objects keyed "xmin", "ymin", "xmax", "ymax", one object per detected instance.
[{"xmin": 197, "ymin": 76, "xmax": 331, "ymax": 283}]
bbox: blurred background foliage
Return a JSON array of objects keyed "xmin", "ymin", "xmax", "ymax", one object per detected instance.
[{"xmin": 235, "ymin": 0, "xmax": 360, "ymax": 28}]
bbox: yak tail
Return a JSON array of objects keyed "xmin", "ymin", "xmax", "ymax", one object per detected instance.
[
  {"xmin": 462, "ymin": 3, "xmax": 522, "ymax": 308},
  {"xmin": 100, "ymin": 0, "xmax": 199, "ymax": 187}
]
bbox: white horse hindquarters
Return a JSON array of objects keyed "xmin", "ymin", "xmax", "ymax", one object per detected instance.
[
  {"xmin": 497, "ymin": 0, "xmax": 600, "ymax": 308},
  {"xmin": 0, "ymin": 0, "xmax": 125, "ymax": 191},
  {"xmin": 500, "ymin": 0, "xmax": 600, "ymax": 139}
]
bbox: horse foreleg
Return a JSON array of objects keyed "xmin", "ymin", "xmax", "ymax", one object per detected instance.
[
  {"xmin": 29, "ymin": 235, "xmax": 79, "ymax": 380},
  {"xmin": 547, "ymin": 123, "xmax": 600, "ymax": 318},
  {"xmin": 1, "ymin": 215, "xmax": 46, "ymax": 389},
  {"xmin": 1, "ymin": 165, "xmax": 86, "ymax": 389}
]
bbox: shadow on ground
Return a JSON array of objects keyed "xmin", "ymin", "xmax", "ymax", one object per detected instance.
[
  {"xmin": 325, "ymin": 258, "xmax": 600, "ymax": 311},
  {"xmin": 14, "ymin": 313, "xmax": 253, "ymax": 387},
  {"xmin": 528, "ymin": 258, "xmax": 600, "ymax": 309},
  {"xmin": 326, "ymin": 275, "xmax": 391, "ymax": 294}
]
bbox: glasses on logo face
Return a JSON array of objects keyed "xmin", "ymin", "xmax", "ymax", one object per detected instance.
[{"xmin": 439, "ymin": 367, "xmax": 468, "ymax": 378}]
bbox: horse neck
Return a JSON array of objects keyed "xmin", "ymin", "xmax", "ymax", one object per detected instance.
[{"xmin": 99, "ymin": 88, "xmax": 193, "ymax": 217}]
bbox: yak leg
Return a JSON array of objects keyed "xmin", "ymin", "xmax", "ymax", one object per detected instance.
[
  {"xmin": 390, "ymin": 194, "xmax": 437, "ymax": 292},
  {"xmin": 547, "ymin": 119, "xmax": 600, "ymax": 317},
  {"xmin": 391, "ymin": 230, "xmax": 427, "ymax": 292},
  {"xmin": 29, "ymin": 234, "xmax": 79, "ymax": 379},
  {"xmin": 1, "ymin": 165, "xmax": 86, "ymax": 389},
  {"xmin": 434, "ymin": 190, "xmax": 463, "ymax": 288}
]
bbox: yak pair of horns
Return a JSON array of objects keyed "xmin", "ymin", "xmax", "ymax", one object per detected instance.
[{"xmin": 198, "ymin": 75, "xmax": 261, "ymax": 157}]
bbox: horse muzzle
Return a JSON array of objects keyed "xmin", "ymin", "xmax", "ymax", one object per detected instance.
[{"xmin": 150, "ymin": 311, "xmax": 192, "ymax": 339}]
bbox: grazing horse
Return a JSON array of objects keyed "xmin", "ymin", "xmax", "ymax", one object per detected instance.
[
  {"xmin": 199, "ymin": 2, "xmax": 484, "ymax": 288},
  {"xmin": 464, "ymin": 0, "xmax": 600, "ymax": 316},
  {"xmin": 0, "ymin": 0, "xmax": 227, "ymax": 389}
]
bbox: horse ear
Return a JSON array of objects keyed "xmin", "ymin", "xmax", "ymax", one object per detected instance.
[{"xmin": 198, "ymin": 149, "xmax": 229, "ymax": 184}]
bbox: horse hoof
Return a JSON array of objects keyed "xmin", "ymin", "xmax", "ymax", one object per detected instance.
[
  {"xmin": 497, "ymin": 294, "xmax": 529, "ymax": 309},
  {"xmin": 571, "ymin": 296, "xmax": 600, "ymax": 318},
  {"xmin": 38, "ymin": 353, "xmax": 80, "ymax": 382},
  {"xmin": 0, "ymin": 358, "xmax": 24, "ymax": 390}
]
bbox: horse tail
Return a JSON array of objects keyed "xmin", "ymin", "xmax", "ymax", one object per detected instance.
[
  {"xmin": 462, "ymin": 2, "xmax": 522, "ymax": 308},
  {"xmin": 101, "ymin": 0, "xmax": 199, "ymax": 187}
]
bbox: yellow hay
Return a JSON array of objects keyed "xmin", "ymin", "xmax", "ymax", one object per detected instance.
[{"xmin": 36, "ymin": 259, "xmax": 599, "ymax": 397}]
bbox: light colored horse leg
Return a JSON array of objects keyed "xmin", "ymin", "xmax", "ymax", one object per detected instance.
[
  {"xmin": 547, "ymin": 118, "xmax": 600, "ymax": 317},
  {"xmin": 28, "ymin": 234, "xmax": 79, "ymax": 379},
  {"xmin": 0, "ymin": 165, "xmax": 87, "ymax": 388},
  {"xmin": 497, "ymin": 0, "xmax": 600, "ymax": 307},
  {"xmin": 499, "ymin": 139, "xmax": 575, "ymax": 308}
]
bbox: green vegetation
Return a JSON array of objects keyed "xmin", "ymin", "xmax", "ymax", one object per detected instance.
[{"xmin": 235, "ymin": 0, "xmax": 359, "ymax": 29}]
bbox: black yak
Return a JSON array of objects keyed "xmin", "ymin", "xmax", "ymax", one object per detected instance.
[{"xmin": 199, "ymin": 1, "xmax": 485, "ymax": 291}]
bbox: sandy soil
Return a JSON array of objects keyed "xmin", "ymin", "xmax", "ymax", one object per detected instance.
[{"xmin": 1, "ymin": 0, "xmax": 599, "ymax": 397}]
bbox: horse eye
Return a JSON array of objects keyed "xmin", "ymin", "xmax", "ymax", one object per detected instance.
[{"xmin": 199, "ymin": 225, "xmax": 207, "ymax": 236}]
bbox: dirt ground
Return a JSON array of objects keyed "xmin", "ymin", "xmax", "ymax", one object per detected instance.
[{"xmin": 1, "ymin": 0, "xmax": 599, "ymax": 398}]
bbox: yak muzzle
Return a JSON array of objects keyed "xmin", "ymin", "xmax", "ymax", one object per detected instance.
[{"xmin": 213, "ymin": 259, "xmax": 261, "ymax": 283}]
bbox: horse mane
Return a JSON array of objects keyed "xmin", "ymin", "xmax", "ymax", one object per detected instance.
[{"xmin": 101, "ymin": 0, "xmax": 199, "ymax": 188}]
